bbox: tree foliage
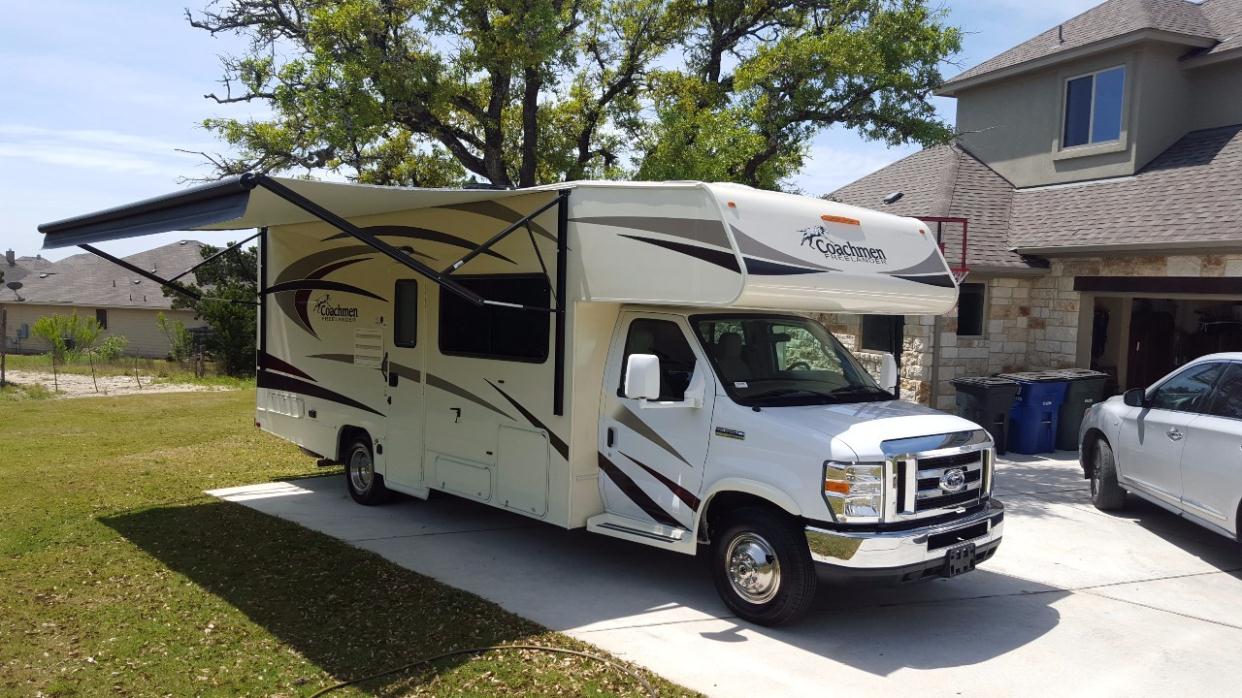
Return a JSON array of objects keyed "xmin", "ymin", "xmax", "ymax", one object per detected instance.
[
  {"xmin": 167, "ymin": 244, "xmax": 258, "ymax": 377},
  {"xmin": 190, "ymin": 0, "xmax": 960, "ymax": 190}
]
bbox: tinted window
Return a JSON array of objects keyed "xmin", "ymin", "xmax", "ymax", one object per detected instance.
[
  {"xmin": 1092, "ymin": 67, "xmax": 1125, "ymax": 142},
  {"xmin": 1207, "ymin": 364, "xmax": 1242, "ymax": 420},
  {"xmin": 956, "ymin": 283, "xmax": 986, "ymax": 337},
  {"xmin": 1064, "ymin": 67, "xmax": 1125, "ymax": 148},
  {"xmin": 1148, "ymin": 362, "xmax": 1223, "ymax": 413},
  {"xmin": 861, "ymin": 315, "xmax": 901, "ymax": 352},
  {"xmin": 619, "ymin": 319, "xmax": 696, "ymax": 401},
  {"xmin": 439, "ymin": 275, "xmax": 549, "ymax": 362},
  {"xmin": 95, "ymin": 308, "xmax": 108, "ymax": 330},
  {"xmin": 394, "ymin": 280, "xmax": 418, "ymax": 348},
  {"xmin": 1064, "ymin": 75, "xmax": 1093, "ymax": 147}
]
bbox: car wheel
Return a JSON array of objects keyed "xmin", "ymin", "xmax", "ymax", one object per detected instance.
[
  {"xmin": 344, "ymin": 436, "xmax": 390, "ymax": 505},
  {"xmin": 710, "ymin": 507, "xmax": 817, "ymax": 626},
  {"xmin": 1090, "ymin": 439, "xmax": 1127, "ymax": 511}
]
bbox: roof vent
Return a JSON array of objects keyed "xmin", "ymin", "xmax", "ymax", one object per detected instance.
[
  {"xmin": 132, "ymin": 279, "xmax": 142, "ymax": 285},
  {"xmin": 4, "ymin": 249, "xmax": 13, "ymax": 267},
  {"xmin": 1057, "ymin": 24, "xmax": 1064, "ymax": 44}
]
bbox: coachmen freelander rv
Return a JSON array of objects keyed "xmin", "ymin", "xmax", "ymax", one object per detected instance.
[{"xmin": 40, "ymin": 176, "xmax": 1001, "ymax": 625}]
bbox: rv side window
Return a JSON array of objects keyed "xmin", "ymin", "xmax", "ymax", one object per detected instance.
[
  {"xmin": 439, "ymin": 275, "xmax": 550, "ymax": 363},
  {"xmin": 394, "ymin": 280, "xmax": 418, "ymax": 347},
  {"xmin": 618, "ymin": 319, "xmax": 696, "ymax": 401}
]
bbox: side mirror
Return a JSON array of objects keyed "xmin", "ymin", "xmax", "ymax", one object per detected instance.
[
  {"xmin": 878, "ymin": 352, "xmax": 899, "ymax": 394},
  {"xmin": 624, "ymin": 354, "xmax": 661, "ymax": 401},
  {"xmin": 1123, "ymin": 388, "xmax": 1147, "ymax": 408}
]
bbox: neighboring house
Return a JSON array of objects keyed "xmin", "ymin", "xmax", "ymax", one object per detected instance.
[
  {"xmin": 825, "ymin": 0, "xmax": 1242, "ymax": 408},
  {"xmin": 0, "ymin": 241, "xmax": 206, "ymax": 358}
]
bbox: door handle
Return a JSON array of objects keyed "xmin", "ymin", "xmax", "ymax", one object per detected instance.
[
  {"xmin": 1166, "ymin": 428, "xmax": 1184, "ymax": 441},
  {"xmin": 450, "ymin": 407, "xmax": 461, "ymax": 423},
  {"xmin": 606, "ymin": 427, "xmax": 615, "ymax": 448}
]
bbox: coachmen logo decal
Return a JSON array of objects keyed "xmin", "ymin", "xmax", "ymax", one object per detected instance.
[
  {"xmin": 939, "ymin": 467, "xmax": 967, "ymax": 494},
  {"xmin": 799, "ymin": 225, "xmax": 888, "ymax": 264},
  {"xmin": 312, "ymin": 294, "xmax": 359, "ymax": 322}
]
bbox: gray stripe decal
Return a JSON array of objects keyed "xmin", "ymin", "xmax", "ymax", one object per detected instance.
[
  {"xmin": 613, "ymin": 404, "xmax": 692, "ymax": 467},
  {"xmin": 574, "ymin": 216, "xmax": 731, "ymax": 250},
  {"xmin": 439, "ymin": 200, "xmax": 557, "ymax": 242},
  {"xmin": 426, "ymin": 374, "xmax": 514, "ymax": 421},
  {"xmin": 885, "ymin": 249, "xmax": 950, "ymax": 276},
  {"xmin": 730, "ymin": 225, "xmax": 838, "ymax": 272}
]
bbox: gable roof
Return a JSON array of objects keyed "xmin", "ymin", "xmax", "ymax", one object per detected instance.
[
  {"xmin": 941, "ymin": 0, "xmax": 1240, "ymax": 93},
  {"xmin": 1010, "ymin": 123, "xmax": 1242, "ymax": 253},
  {"xmin": 2, "ymin": 241, "xmax": 205, "ymax": 309},
  {"xmin": 827, "ymin": 144, "xmax": 1040, "ymax": 272}
]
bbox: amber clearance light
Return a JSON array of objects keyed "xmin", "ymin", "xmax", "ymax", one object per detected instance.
[{"xmin": 821, "ymin": 214, "xmax": 860, "ymax": 226}]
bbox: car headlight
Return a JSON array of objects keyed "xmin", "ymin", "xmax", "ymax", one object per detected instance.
[{"xmin": 823, "ymin": 462, "xmax": 885, "ymax": 523}]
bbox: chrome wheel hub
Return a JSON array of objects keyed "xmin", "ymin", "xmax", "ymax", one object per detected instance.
[
  {"xmin": 725, "ymin": 532, "xmax": 781, "ymax": 604},
  {"xmin": 349, "ymin": 448, "xmax": 373, "ymax": 493}
]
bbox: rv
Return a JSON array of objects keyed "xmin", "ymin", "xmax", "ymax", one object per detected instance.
[{"xmin": 40, "ymin": 176, "xmax": 1003, "ymax": 625}]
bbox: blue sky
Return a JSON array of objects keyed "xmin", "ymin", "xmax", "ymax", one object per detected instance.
[{"xmin": 1, "ymin": 0, "xmax": 1103, "ymax": 260}]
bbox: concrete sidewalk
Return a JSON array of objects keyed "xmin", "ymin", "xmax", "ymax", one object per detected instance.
[{"xmin": 209, "ymin": 454, "xmax": 1242, "ymax": 697}]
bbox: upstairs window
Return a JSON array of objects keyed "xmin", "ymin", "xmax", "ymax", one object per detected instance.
[{"xmin": 1063, "ymin": 66, "xmax": 1125, "ymax": 148}]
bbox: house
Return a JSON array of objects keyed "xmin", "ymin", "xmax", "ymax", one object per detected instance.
[
  {"xmin": 824, "ymin": 0, "xmax": 1242, "ymax": 409},
  {"xmin": 1, "ymin": 241, "xmax": 206, "ymax": 358}
]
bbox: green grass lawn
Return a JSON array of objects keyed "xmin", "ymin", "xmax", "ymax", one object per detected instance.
[{"xmin": 0, "ymin": 390, "xmax": 692, "ymax": 697}]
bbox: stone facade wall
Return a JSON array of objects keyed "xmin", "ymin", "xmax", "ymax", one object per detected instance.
[{"xmin": 820, "ymin": 252, "xmax": 1242, "ymax": 410}]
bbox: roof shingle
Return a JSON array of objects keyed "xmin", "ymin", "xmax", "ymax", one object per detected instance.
[
  {"xmin": 943, "ymin": 0, "xmax": 1237, "ymax": 88},
  {"xmin": 2, "ymin": 241, "xmax": 205, "ymax": 308},
  {"xmin": 1010, "ymin": 123, "xmax": 1242, "ymax": 251}
]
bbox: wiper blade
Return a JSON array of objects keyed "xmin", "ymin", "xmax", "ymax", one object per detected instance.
[{"xmin": 829, "ymin": 385, "xmax": 889, "ymax": 395}]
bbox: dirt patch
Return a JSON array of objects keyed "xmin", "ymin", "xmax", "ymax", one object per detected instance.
[{"xmin": 2, "ymin": 370, "xmax": 233, "ymax": 398}]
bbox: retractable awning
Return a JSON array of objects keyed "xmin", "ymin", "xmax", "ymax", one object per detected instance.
[{"xmin": 37, "ymin": 173, "xmax": 546, "ymax": 250}]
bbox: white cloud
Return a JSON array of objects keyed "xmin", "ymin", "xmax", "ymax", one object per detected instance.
[{"xmin": 0, "ymin": 124, "xmax": 218, "ymax": 178}]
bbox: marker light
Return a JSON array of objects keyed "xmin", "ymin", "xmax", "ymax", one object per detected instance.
[{"xmin": 821, "ymin": 214, "xmax": 860, "ymax": 226}]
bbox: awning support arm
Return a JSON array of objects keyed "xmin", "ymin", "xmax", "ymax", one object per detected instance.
[
  {"xmin": 439, "ymin": 192, "xmax": 567, "ymax": 276},
  {"xmin": 248, "ymin": 174, "xmax": 489, "ymax": 307},
  {"xmin": 79, "ymin": 244, "xmax": 204, "ymax": 303},
  {"xmin": 167, "ymin": 230, "xmax": 262, "ymax": 283}
]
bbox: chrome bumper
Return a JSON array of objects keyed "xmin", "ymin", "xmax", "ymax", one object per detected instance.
[{"xmin": 805, "ymin": 498, "xmax": 1004, "ymax": 572}]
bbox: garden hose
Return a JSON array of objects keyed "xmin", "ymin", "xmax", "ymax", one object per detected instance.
[{"xmin": 307, "ymin": 643, "xmax": 658, "ymax": 698}]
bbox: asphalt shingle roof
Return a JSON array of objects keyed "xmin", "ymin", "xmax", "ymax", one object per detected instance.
[
  {"xmin": 2, "ymin": 241, "xmax": 205, "ymax": 308},
  {"xmin": 1009, "ymin": 123, "xmax": 1242, "ymax": 251},
  {"xmin": 827, "ymin": 144, "xmax": 1037, "ymax": 270},
  {"xmin": 943, "ymin": 0, "xmax": 1240, "ymax": 88}
]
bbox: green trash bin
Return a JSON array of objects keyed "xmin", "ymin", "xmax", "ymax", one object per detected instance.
[
  {"xmin": 1051, "ymin": 368, "xmax": 1110, "ymax": 451},
  {"xmin": 951, "ymin": 376, "xmax": 1020, "ymax": 455}
]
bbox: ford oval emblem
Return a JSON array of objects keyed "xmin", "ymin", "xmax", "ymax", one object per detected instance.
[{"xmin": 940, "ymin": 467, "xmax": 967, "ymax": 493}]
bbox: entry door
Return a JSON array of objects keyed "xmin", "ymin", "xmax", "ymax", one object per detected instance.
[
  {"xmin": 599, "ymin": 313, "xmax": 713, "ymax": 530},
  {"xmin": 1117, "ymin": 362, "xmax": 1223, "ymax": 508},
  {"xmin": 1178, "ymin": 363, "xmax": 1242, "ymax": 531},
  {"xmin": 384, "ymin": 279, "xmax": 426, "ymax": 489}
]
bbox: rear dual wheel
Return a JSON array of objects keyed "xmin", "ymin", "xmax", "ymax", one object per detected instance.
[{"xmin": 344, "ymin": 436, "xmax": 390, "ymax": 505}]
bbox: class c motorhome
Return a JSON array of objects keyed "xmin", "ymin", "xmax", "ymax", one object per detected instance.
[{"xmin": 40, "ymin": 176, "xmax": 1003, "ymax": 625}]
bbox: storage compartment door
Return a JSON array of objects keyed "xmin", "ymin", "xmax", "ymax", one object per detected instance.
[{"xmin": 497, "ymin": 425, "xmax": 550, "ymax": 517}]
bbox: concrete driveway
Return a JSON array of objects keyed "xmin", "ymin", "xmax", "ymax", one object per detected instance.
[{"xmin": 209, "ymin": 454, "xmax": 1242, "ymax": 697}]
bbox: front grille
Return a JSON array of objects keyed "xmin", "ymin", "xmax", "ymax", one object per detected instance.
[{"xmin": 890, "ymin": 443, "xmax": 990, "ymax": 520}]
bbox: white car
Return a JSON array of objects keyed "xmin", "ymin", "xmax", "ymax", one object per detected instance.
[{"xmin": 1079, "ymin": 352, "xmax": 1242, "ymax": 541}]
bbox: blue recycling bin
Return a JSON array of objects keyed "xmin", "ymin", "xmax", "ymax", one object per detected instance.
[{"xmin": 998, "ymin": 371, "xmax": 1070, "ymax": 455}]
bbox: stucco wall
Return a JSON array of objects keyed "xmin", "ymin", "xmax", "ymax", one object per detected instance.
[
  {"xmin": 1188, "ymin": 60, "xmax": 1242, "ymax": 132},
  {"xmin": 0, "ymin": 304, "xmax": 203, "ymax": 358}
]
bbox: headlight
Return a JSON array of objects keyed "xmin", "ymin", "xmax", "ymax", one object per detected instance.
[{"xmin": 823, "ymin": 462, "xmax": 885, "ymax": 523}]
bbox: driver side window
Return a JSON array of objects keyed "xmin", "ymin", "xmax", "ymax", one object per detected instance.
[
  {"xmin": 618, "ymin": 319, "xmax": 696, "ymax": 401},
  {"xmin": 1148, "ymin": 362, "xmax": 1223, "ymax": 413}
]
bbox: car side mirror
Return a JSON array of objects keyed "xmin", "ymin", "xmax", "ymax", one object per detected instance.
[
  {"xmin": 1123, "ymin": 388, "xmax": 1147, "ymax": 408},
  {"xmin": 624, "ymin": 354, "xmax": 661, "ymax": 401},
  {"xmin": 878, "ymin": 352, "xmax": 899, "ymax": 394}
]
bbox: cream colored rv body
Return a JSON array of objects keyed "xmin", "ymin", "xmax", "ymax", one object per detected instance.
[{"xmin": 41, "ymin": 177, "xmax": 1001, "ymax": 625}]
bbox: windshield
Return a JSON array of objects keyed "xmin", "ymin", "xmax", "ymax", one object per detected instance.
[{"xmin": 692, "ymin": 315, "xmax": 891, "ymax": 407}]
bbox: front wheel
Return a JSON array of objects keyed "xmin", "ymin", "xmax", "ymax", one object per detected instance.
[
  {"xmin": 344, "ymin": 436, "xmax": 390, "ymax": 505},
  {"xmin": 1090, "ymin": 439, "xmax": 1127, "ymax": 511},
  {"xmin": 710, "ymin": 507, "xmax": 817, "ymax": 626}
]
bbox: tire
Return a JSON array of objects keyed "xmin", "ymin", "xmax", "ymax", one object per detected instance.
[
  {"xmin": 1090, "ymin": 439, "xmax": 1127, "ymax": 511},
  {"xmin": 344, "ymin": 435, "xmax": 390, "ymax": 505},
  {"xmin": 710, "ymin": 507, "xmax": 817, "ymax": 626}
]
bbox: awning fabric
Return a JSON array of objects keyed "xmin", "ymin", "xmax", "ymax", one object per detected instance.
[{"xmin": 38, "ymin": 174, "xmax": 544, "ymax": 250}]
